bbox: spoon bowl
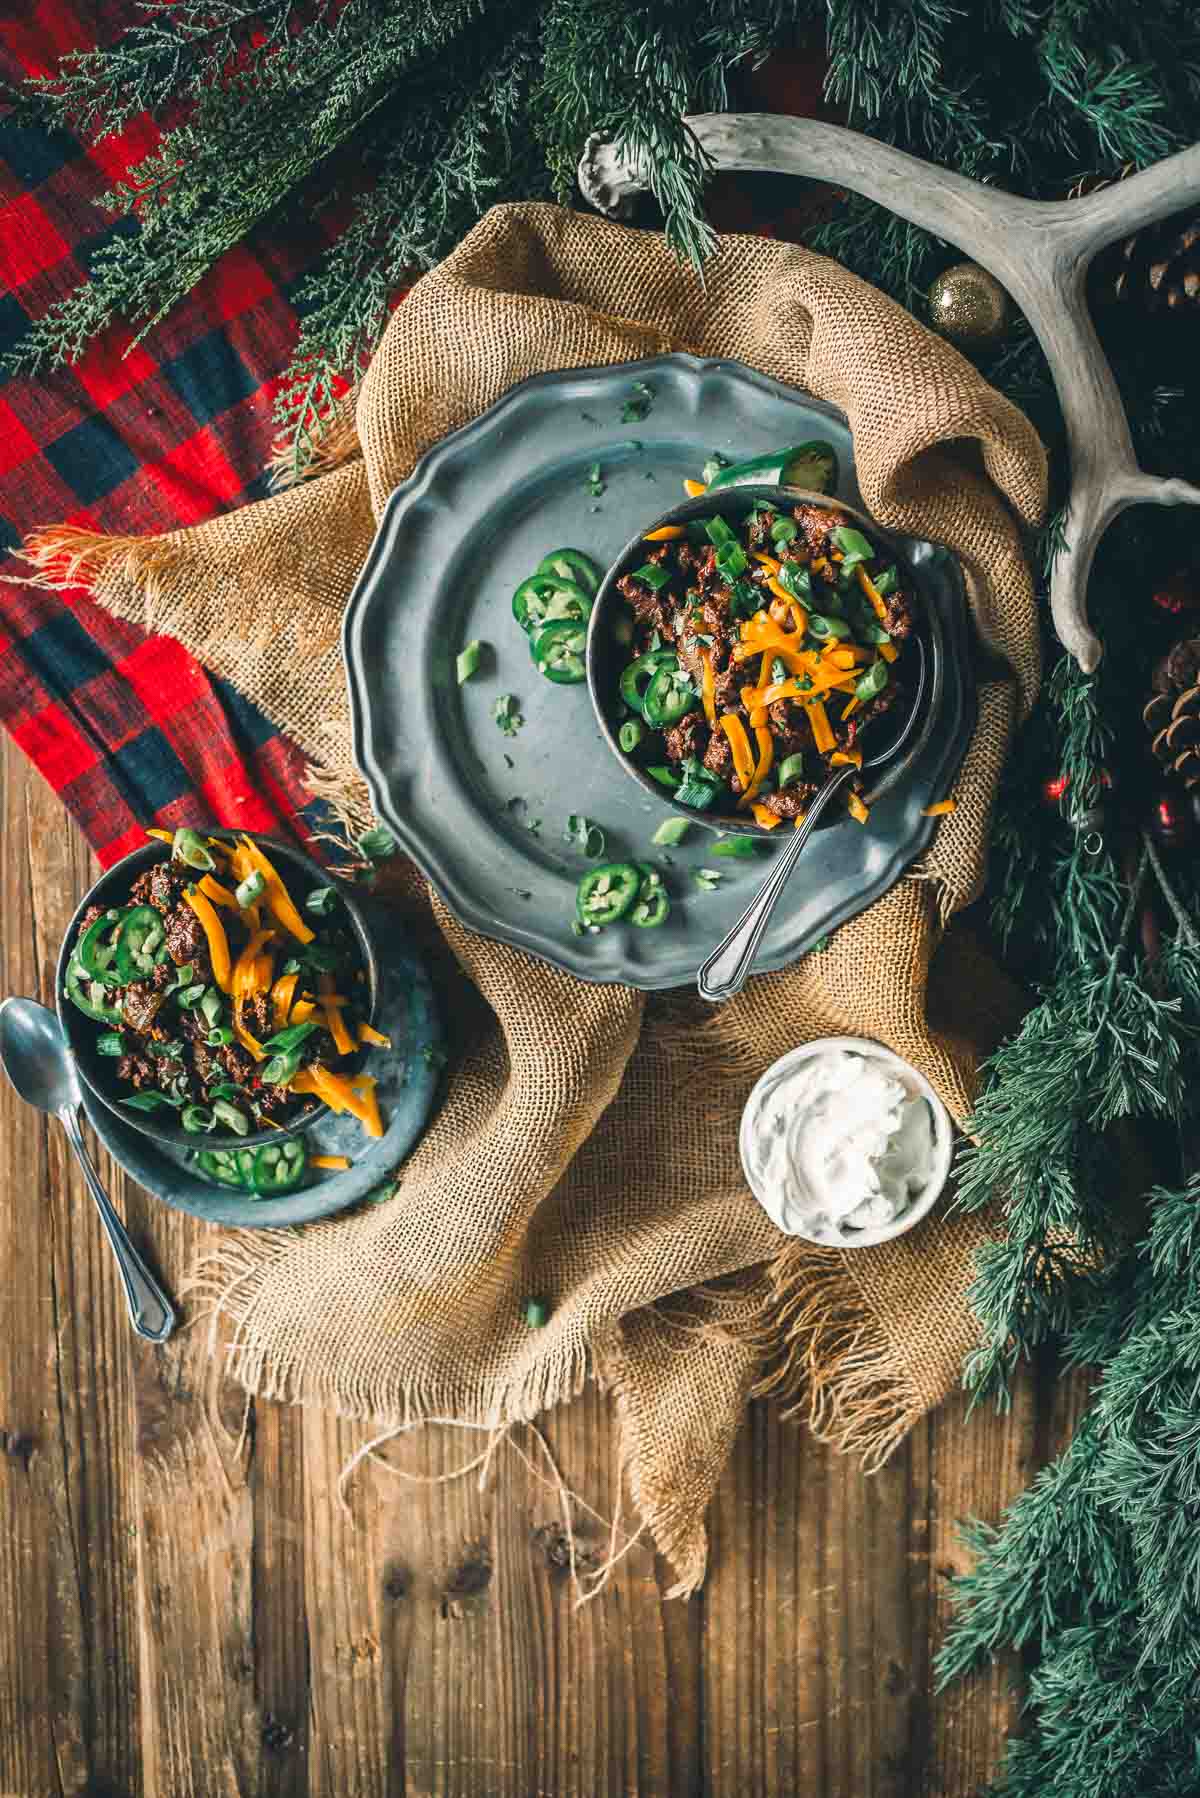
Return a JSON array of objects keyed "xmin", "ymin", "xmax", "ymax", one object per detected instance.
[
  {"xmin": 0, "ymin": 994, "xmax": 83, "ymax": 1115},
  {"xmin": 0, "ymin": 995, "xmax": 176, "ymax": 1341}
]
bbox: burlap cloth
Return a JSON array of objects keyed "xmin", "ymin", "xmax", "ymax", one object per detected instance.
[{"xmin": 26, "ymin": 204, "xmax": 1047, "ymax": 1591}]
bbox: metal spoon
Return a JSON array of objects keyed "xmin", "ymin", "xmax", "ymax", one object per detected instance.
[
  {"xmin": 0, "ymin": 997, "xmax": 176, "ymax": 1341},
  {"xmin": 697, "ymin": 640, "xmax": 928, "ymax": 1003}
]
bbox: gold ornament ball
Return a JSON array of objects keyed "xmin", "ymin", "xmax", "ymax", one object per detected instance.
[{"xmin": 928, "ymin": 261, "xmax": 1011, "ymax": 347}]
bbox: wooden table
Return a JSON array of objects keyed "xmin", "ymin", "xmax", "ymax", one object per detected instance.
[{"xmin": 0, "ymin": 735, "xmax": 1087, "ymax": 1798}]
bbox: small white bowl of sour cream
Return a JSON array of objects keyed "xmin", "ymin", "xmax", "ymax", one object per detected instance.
[{"xmin": 738, "ymin": 1036, "xmax": 955, "ymax": 1249}]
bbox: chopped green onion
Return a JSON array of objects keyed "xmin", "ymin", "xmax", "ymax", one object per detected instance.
[
  {"xmin": 172, "ymin": 827, "xmax": 216, "ymax": 871},
  {"xmin": 831, "ymin": 525, "xmax": 874, "ymax": 568},
  {"xmin": 564, "ymin": 814, "xmax": 606, "ymax": 859},
  {"xmin": 619, "ymin": 718, "xmax": 645, "ymax": 753},
  {"xmin": 855, "ymin": 659, "xmax": 890, "ymax": 701},
  {"xmin": 771, "ymin": 656, "xmax": 788, "ymax": 685},
  {"xmin": 199, "ymin": 988, "xmax": 223, "ymax": 1027},
  {"xmin": 620, "ymin": 381, "xmax": 654, "ymax": 423},
  {"xmin": 171, "ymin": 962, "xmax": 196, "ymax": 989},
  {"xmin": 715, "ymin": 542, "xmax": 749, "ymax": 580},
  {"xmin": 524, "ymin": 1296, "xmax": 550, "ymax": 1328},
  {"xmin": 305, "ymin": 886, "xmax": 338, "ymax": 917},
  {"xmin": 645, "ymin": 765, "xmax": 678, "ymax": 788},
  {"xmin": 181, "ymin": 1105, "xmax": 214, "ymax": 1133},
  {"xmin": 807, "ymin": 614, "xmax": 852, "ymax": 640},
  {"xmin": 873, "ymin": 566, "xmax": 899, "ymax": 596},
  {"xmin": 770, "ymin": 517, "xmax": 798, "ymax": 545},
  {"xmin": 261, "ymin": 1051, "xmax": 302, "ymax": 1085},
  {"xmin": 212, "ymin": 1098, "xmax": 250, "ymax": 1135},
  {"xmin": 261, "ymin": 1019, "xmax": 318, "ymax": 1054},
  {"xmin": 701, "ymin": 452, "xmax": 730, "ymax": 485},
  {"xmin": 95, "ymin": 1031, "xmax": 124, "ymax": 1056},
  {"xmin": 632, "ymin": 562, "xmax": 670, "ymax": 591},
  {"xmin": 704, "ymin": 516, "xmax": 735, "ymax": 548},
  {"xmin": 121, "ymin": 1090, "xmax": 183, "ymax": 1112},
  {"xmin": 456, "ymin": 639, "xmax": 483, "ymax": 684},
  {"xmin": 712, "ymin": 836, "xmax": 759, "ymax": 858},
  {"xmin": 652, "ymin": 817, "xmax": 691, "ymax": 846},
  {"xmin": 357, "ymin": 825, "xmax": 396, "ymax": 861},
  {"xmin": 693, "ymin": 868, "xmax": 723, "ymax": 891},
  {"xmin": 492, "ymin": 694, "xmax": 524, "ymax": 738},
  {"xmin": 207, "ymin": 1025, "xmax": 235, "ymax": 1047},
  {"xmin": 235, "ymin": 870, "xmax": 265, "ymax": 908},
  {"xmin": 587, "ymin": 463, "xmax": 605, "ymax": 497},
  {"xmin": 775, "ymin": 562, "xmax": 811, "ymax": 602},
  {"xmin": 778, "ymin": 754, "xmax": 809, "ymax": 788}
]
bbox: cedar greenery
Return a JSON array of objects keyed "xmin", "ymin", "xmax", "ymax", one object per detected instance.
[{"xmin": 8, "ymin": 2, "xmax": 1200, "ymax": 1788}]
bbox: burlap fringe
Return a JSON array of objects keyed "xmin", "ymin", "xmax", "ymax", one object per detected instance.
[
  {"xmin": 746, "ymin": 1246, "xmax": 921, "ymax": 1472},
  {"xmin": 299, "ymin": 755, "xmax": 375, "ymax": 837},
  {"xmin": 187, "ymin": 1228, "xmax": 594, "ymax": 1445},
  {"xmin": 10, "ymin": 526, "xmax": 187, "ymax": 613}
]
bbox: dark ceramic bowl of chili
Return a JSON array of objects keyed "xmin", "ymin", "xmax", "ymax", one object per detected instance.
[
  {"xmin": 56, "ymin": 828, "xmax": 380, "ymax": 1153},
  {"xmin": 586, "ymin": 486, "xmax": 944, "ymax": 836}
]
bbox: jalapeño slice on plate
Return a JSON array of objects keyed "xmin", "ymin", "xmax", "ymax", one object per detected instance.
[
  {"xmin": 575, "ymin": 862, "xmax": 641, "ymax": 927},
  {"xmin": 535, "ymin": 548, "xmax": 602, "ymax": 595},
  {"xmin": 531, "ymin": 618, "xmax": 588, "ymax": 683},
  {"xmin": 512, "ymin": 575, "xmax": 593, "ymax": 634},
  {"xmin": 629, "ymin": 864, "xmax": 670, "ymax": 928},
  {"xmin": 251, "ymin": 1137, "xmax": 308, "ymax": 1195}
]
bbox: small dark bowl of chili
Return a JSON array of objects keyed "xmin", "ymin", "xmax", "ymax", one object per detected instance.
[
  {"xmin": 586, "ymin": 485, "xmax": 945, "ymax": 836},
  {"xmin": 56, "ymin": 829, "xmax": 381, "ymax": 1151}
]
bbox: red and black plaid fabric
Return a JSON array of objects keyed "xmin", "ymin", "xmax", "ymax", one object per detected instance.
[{"xmin": 0, "ymin": 4, "xmax": 353, "ymax": 867}]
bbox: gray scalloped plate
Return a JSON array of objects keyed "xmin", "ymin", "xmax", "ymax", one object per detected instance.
[
  {"xmin": 343, "ymin": 354, "xmax": 975, "ymax": 991},
  {"xmin": 79, "ymin": 907, "xmax": 441, "ymax": 1227}
]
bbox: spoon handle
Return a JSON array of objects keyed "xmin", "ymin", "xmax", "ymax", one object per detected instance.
[
  {"xmin": 697, "ymin": 765, "xmax": 858, "ymax": 1003},
  {"xmin": 60, "ymin": 1107, "xmax": 176, "ymax": 1342}
]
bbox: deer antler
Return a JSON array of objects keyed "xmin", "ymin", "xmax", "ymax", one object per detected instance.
[{"xmin": 579, "ymin": 119, "xmax": 1200, "ymax": 672}]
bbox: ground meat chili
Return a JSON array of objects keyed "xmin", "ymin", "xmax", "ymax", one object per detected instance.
[
  {"xmin": 613, "ymin": 501, "xmax": 914, "ymax": 828},
  {"xmin": 63, "ymin": 831, "xmax": 381, "ymax": 1150}
]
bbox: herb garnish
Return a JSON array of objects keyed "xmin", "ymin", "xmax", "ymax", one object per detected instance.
[
  {"xmin": 493, "ymin": 693, "xmax": 524, "ymax": 737},
  {"xmin": 586, "ymin": 462, "xmax": 605, "ymax": 497},
  {"xmin": 620, "ymin": 380, "xmax": 654, "ymax": 422}
]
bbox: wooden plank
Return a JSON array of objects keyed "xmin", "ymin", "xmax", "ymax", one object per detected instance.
[
  {"xmin": 300, "ymin": 1383, "xmax": 701, "ymax": 1797},
  {"xmin": 704, "ymin": 1399, "xmax": 921, "ymax": 1798},
  {"xmin": 0, "ymin": 738, "xmax": 144, "ymax": 1797},
  {"xmin": 923, "ymin": 1366, "xmax": 1040, "ymax": 1798}
]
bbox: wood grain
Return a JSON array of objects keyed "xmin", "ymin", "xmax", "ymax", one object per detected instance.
[{"xmin": 0, "ymin": 733, "xmax": 1091, "ymax": 1796}]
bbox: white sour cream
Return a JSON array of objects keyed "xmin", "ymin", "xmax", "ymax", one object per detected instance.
[{"xmin": 741, "ymin": 1046, "xmax": 937, "ymax": 1244}]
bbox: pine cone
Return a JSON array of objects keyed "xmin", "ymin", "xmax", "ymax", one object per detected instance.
[
  {"xmin": 1105, "ymin": 213, "xmax": 1200, "ymax": 312},
  {"xmin": 1146, "ymin": 637, "xmax": 1200, "ymax": 785}
]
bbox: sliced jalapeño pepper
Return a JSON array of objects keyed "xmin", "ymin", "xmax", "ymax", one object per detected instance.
[
  {"xmin": 619, "ymin": 649, "xmax": 676, "ymax": 716},
  {"xmin": 534, "ymin": 548, "xmax": 602, "ymax": 595},
  {"xmin": 195, "ymin": 1147, "xmax": 247, "ymax": 1188},
  {"xmin": 512, "ymin": 575, "xmax": 593, "ymax": 634},
  {"xmin": 250, "ymin": 1138, "xmax": 307, "ymax": 1195},
  {"xmin": 77, "ymin": 906, "xmax": 129, "ymax": 980},
  {"xmin": 629, "ymin": 864, "xmax": 670, "ymax": 928},
  {"xmin": 641, "ymin": 664, "xmax": 697, "ymax": 728},
  {"xmin": 114, "ymin": 903, "xmax": 169, "ymax": 982},
  {"xmin": 531, "ymin": 618, "xmax": 587, "ymax": 684},
  {"xmin": 575, "ymin": 862, "xmax": 641, "ymax": 928},
  {"xmin": 64, "ymin": 959, "xmax": 124, "ymax": 1025}
]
